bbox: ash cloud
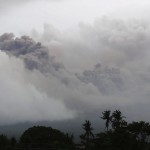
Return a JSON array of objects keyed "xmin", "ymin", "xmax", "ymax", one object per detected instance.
[
  {"xmin": 0, "ymin": 33, "xmax": 64, "ymax": 74},
  {"xmin": 1, "ymin": 17, "xmax": 150, "ymax": 124},
  {"xmin": 0, "ymin": 51, "xmax": 76, "ymax": 125},
  {"xmin": 77, "ymin": 63, "xmax": 124, "ymax": 95},
  {"xmin": 31, "ymin": 18, "xmax": 150, "ymax": 120}
]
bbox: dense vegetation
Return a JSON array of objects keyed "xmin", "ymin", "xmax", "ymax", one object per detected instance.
[{"xmin": 1, "ymin": 110, "xmax": 150, "ymax": 150}]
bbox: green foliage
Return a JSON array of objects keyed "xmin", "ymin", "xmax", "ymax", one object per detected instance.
[
  {"xmin": 0, "ymin": 134, "xmax": 9, "ymax": 149},
  {"xmin": 80, "ymin": 120, "xmax": 94, "ymax": 150},
  {"xmin": 96, "ymin": 110, "xmax": 150, "ymax": 150},
  {"xmin": 111, "ymin": 110, "xmax": 127, "ymax": 129},
  {"xmin": 20, "ymin": 126, "xmax": 75, "ymax": 149},
  {"xmin": 128, "ymin": 121, "xmax": 150, "ymax": 143},
  {"xmin": 1, "ymin": 109, "xmax": 150, "ymax": 150},
  {"xmin": 101, "ymin": 110, "xmax": 112, "ymax": 131},
  {"xmin": 0, "ymin": 135, "xmax": 17, "ymax": 150},
  {"xmin": 10, "ymin": 137, "xmax": 17, "ymax": 148}
]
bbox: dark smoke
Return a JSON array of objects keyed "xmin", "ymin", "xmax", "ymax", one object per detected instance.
[
  {"xmin": 77, "ymin": 63, "xmax": 124, "ymax": 95},
  {"xmin": 0, "ymin": 33, "xmax": 64, "ymax": 74}
]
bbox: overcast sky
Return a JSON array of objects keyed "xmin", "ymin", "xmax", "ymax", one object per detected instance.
[
  {"xmin": 0, "ymin": 0, "xmax": 150, "ymax": 125},
  {"xmin": 1, "ymin": 0, "xmax": 150, "ymax": 34}
]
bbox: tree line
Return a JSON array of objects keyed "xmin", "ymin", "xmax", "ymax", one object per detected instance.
[
  {"xmin": 1, "ymin": 110, "xmax": 150, "ymax": 150},
  {"xmin": 80, "ymin": 110, "xmax": 150, "ymax": 150}
]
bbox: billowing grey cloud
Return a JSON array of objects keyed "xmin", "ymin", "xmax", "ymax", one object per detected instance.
[
  {"xmin": 0, "ymin": 33, "xmax": 64, "ymax": 74},
  {"xmin": 77, "ymin": 63, "xmax": 124, "ymax": 95},
  {"xmin": 0, "ymin": 51, "xmax": 76, "ymax": 124},
  {"xmin": 31, "ymin": 18, "xmax": 150, "ymax": 121},
  {"xmin": 1, "ymin": 17, "xmax": 150, "ymax": 125}
]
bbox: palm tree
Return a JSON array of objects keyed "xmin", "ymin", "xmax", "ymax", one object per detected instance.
[
  {"xmin": 111, "ymin": 110, "xmax": 126, "ymax": 129},
  {"xmin": 80, "ymin": 120, "xmax": 94, "ymax": 149},
  {"xmin": 101, "ymin": 110, "xmax": 112, "ymax": 131}
]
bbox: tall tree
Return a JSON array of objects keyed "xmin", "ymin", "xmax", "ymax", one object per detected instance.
[
  {"xmin": 128, "ymin": 121, "xmax": 150, "ymax": 143},
  {"xmin": 20, "ymin": 126, "xmax": 75, "ymax": 149},
  {"xmin": 101, "ymin": 110, "xmax": 112, "ymax": 131},
  {"xmin": 111, "ymin": 110, "xmax": 127, "ymax": 130},
  {"xmin": 80, "ymin": 120, "xmax": 94, "ymax": 149}
]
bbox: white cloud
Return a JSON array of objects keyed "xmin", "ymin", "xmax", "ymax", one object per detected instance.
[
  {"xmin": 1, "ymin": 0, "xmax": 150, "ymax": 35},
  {"xmin": 1, "ymin": 0, "xmax": 150, "ymax": 124},
  {"xmin": 0, "ymin": 51, "xmax": 76, "ymax": 125},
  {"xmin": 30, "ymin": 18, "xmax": 150, "ymax": 122}
]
